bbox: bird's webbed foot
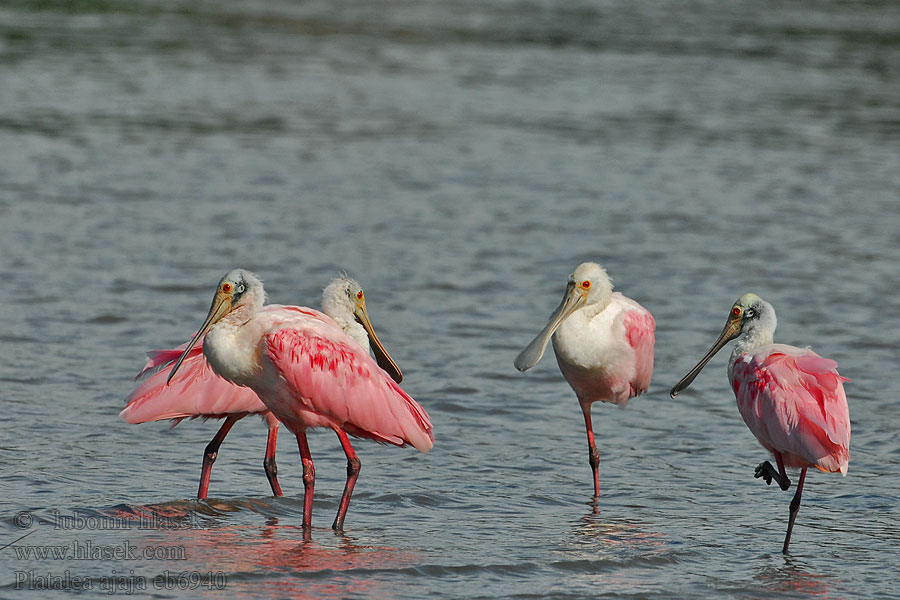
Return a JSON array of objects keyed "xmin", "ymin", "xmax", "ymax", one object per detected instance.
[{"xmin": 754, "ymin": 461, "xmax": 790, "ymax": 491}]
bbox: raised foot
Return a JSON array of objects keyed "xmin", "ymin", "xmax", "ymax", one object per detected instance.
[{"xmin": 754, "ymin": 461, "xmax": 790, "ymax": 491}]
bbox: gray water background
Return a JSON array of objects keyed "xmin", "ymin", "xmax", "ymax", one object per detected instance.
[{"xmin": 1, "ymin": 0, "xmax": 899, "ymax": 598}]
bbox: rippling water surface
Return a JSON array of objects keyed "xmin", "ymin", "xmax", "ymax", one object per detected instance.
[{"xmin": 2, "ymin": 1, "xmax": 899, "ymax": 598}]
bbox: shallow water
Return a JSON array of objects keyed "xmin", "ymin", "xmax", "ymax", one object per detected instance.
[{"xmin": 1, "ymin": 0, "xmax": 900, "ymax": 598}]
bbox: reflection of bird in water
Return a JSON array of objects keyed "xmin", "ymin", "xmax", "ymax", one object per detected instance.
[
  {"xmin": 165, "ymin": 269, "xmax": 433, "ymax": 530},
  {"xmin": 122, "ymin": 276, "xmax": 403, "ymax": 499},
  {"xmin": 756, "ymin": 561, "xmax": 833, "ymax": 597},
  {"xmin": 564, "ymin": 511, "xmax": 672, "ymax": 573},
  {"xmin": 101, "ymin": 500, "xmax": 418, "ymax": 599},
  {"xmin": 576, "ymin": 513, "xmax": 663, "ymax": 545},
  {"xmin": 515, "ymin": 262, "xmax": 655, "ymax": 498},
  {"xmin": 671, "ymin": 293, "xmax": 850, "ymax": 554}
]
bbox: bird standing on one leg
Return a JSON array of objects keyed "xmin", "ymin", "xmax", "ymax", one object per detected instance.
[
  {"xmin": 514, "ymin": 262, "xmax": 655, "ymax": 498},
  {"xmin": 670, "ymin": 293, "xmax": 850, "ymax": 553}
]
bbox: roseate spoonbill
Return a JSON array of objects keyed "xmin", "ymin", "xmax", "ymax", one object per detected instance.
[
  {"xmin": 514, "ymin": 262, "xmax": 655, "ymax": 498},
  {"xmin": 670, "ymin": 293, "xmax": 850, "ymax": 553},
  {"xmin": 166, "ymin": 269, "xmax": 433, "ymax": 530},
  {"xmin": 121, "ymin": 276, "xmax": 404, "ymax": 500}
]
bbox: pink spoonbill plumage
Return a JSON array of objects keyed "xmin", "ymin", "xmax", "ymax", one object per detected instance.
[
  {"xmin": 670, "ymin": 292, "xmax": 850, "ymax": 553},
  {"xmin": 121, "ymin": 276, "xmax": 403, "ymax": 500},
  {"xmin": 514, "ymin": 262, "xmax": 655, "ymax": 498},
  {"xmin": 160, "ymin": 269, "xmax": 433, "ymax": 530}
]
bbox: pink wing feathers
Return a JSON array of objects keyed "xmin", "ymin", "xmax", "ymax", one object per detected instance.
[
  {"xmin": 121, "ymin": 344, "xmax": 268, "ymax": 424},
  {"xmin": 732, "ymin": 345, "xmax": 850, "ymax": 474},
  {"xmin": 623, "ymin": 304, "xmax": 655, "ymax": 395},
  {"xmin": 121, "ymin": 304, "xmax": 333, "ymax": 424},
  {"xmin": 264, "ymin": 323, "xmax": 433, "ymax": 453},
  {"xmin": 137, "ymin": 347, "xmax": 185, "ymax": 378}
]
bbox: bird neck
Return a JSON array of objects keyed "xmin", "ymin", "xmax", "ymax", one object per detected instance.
[
  {"xmin": 581, "ymin": 290, "xmax": 612, "ymax": 320},
  {"xmin": 203, "ymin": 304, "xmax": 265, "ymax": 386},
  {"xmin": 224, "ymin": 301, "xmax": 259, "ymax": 326},
  {"xmin": 729, "ymin": 325, "xmax": 774, "ymax": 367},
  {"xmin": 335, "ymin": 315, "xmax": 368, "ymax": 348}
]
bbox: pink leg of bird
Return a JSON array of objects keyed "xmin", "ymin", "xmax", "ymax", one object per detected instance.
[
  {"xmin": 580, "ymin": 403, "xmax": 601, "ymax": 498},
  {"xmin": 198, "ymin": 414, "xmax": 243, "ymax": 499},
  {"xmin": 754, "ymin": 451, "xmax": 791, "ymax": 491},
  {"xmin": 296, "ymin": 432, "xmax": 316, "ymax": 528},
  {"xmin": 783, "ymin": 467, "xmax": 808, "ymax": 554},
  {"xmin": 332, "ymin": 429, "xmax": 362, "ymax": 531},
  {"xmin": 262, "ymin": 421, "xmax": 283, "ymax": 497}
]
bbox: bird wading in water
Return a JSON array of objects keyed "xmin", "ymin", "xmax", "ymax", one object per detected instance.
[
  {"xmin": 166, "ymin": 269, "xmax": 433, "ymax": 530},
  {"xmin": 671, "ymin": 293, "xmax": 850, "ymax": 553},
  {"xmin": 122, "ymin": 276, "xmax": 403, "ymax": 499},
  {"xmin": 515, "ymin": 262, "xmax": 655, "ymax": 498}
]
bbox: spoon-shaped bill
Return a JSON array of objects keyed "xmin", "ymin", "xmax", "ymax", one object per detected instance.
[
  {"xmin": 167, "ymin": 292, "xmax": 231, "ymax": 384},
  {"xmin": 353, "ymin": 304, "xmax": 403, "ymax": 384},
  {"xmin": 514, "ymin": 282, "xmax": 586, "ymax": 372},
  {"xmin": 669, "ymin": 318, "xmax": 742, "ymax": 397}
]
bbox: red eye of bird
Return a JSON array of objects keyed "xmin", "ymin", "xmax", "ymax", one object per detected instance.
[
  {"xmin": 357, "ymin": 291, "xmax": 363, "ymax": 300},
  {"xmin": 222, "ymin": 283, "xmax": 233, "ymax": 293},
  {"xmin": 581, "ymin": 281, "xmax": 591, "ymax": 289},
  {"xmin": 732, "ymin": 306, "xmax": 741, "ymax": 316}
]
